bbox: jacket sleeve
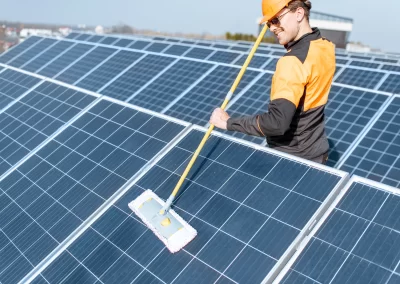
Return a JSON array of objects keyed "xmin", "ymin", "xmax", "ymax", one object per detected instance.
[{"xmin": 226, "ymin": 56, "xmax": 307, "ymax": 137}]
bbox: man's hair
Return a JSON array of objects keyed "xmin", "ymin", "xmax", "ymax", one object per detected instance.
[{"xmin": 288, "ymin": 0, "xmax": 312, "ymax": 20}]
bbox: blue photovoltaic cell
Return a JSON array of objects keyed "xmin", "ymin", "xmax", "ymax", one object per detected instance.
[
  {"xmin": 350, "ymin": 55, "xmax": 371, "ymax": 60},
  {"xmin": 219, "ymin": 73, "xmax": 272, "ymax": 144},
  {"xmin": 264, "ymin": 58, "xmax": 279, "ymax": 71},
  {"xmin": 167, "ymin": 38, "xmax": 180, "ymax": 43},
  {"xmin": 163, "ymin": 45, "xmax": 190, "ymax": 56},
  {"xmin": 378, "ymin": 74, "xmax": 400, "ymax": 94},
  {"xmin": 197, "ymin": 42, "xmax": 211, "ymax": 47},
  {"xmin": 38, "ymin": 43, "xmax": 94, "ymax": 78},
  {"xmin": 340, "ymin": 97, "xmax": 400, "ymax": 188},
  {"xmin": 335, "ymin": 53, "xmax": 348, "ymax": 58},
  {"xmin": 272, "ymin": 51, "xmax": 286, "ymax": 56},
  {"xmin": 349, "ymin": 60, "xmax": 380, "ymax": 69},
  {"xmin": 282, "ymin": 180, "xmax": 400, "ymax": 284},
  {"xmin": 7, "ymin": 39, "xmax": 57, "ymax": 68},
  {"xmin": 0, "ymin": 36, "xmax": 42, "ymax": 64},
  {"xmin": 22, "ymin": 41, "xmax": 75, "ymax": 73},
  {"xmin": 256, "ymin": 49, "xmax": 271, "ymax": 55},
  {"xmin": 128, "ymin": 41, "xmax": 151, "ymax": 50},
  {"xmin": 0, "ymin": 69, "xmax": 42, "ymax": 89},
  {"xmin": 324, "ymin": 85, "xmax": 388, "ymax": 166},
  {"xmin": 207, "ymin": 51, "xmax": 241, "ymax": 64},
  {"xmin": 335, "ymin": 68, "xmax": 385, "ymax": 89},
  {"xmin": 374, "ymin": 58, "xmax": 398, "ymax": 64},
  {"xmin": 113, "ymin": 38, "xmax": 134, "ymax": 47},
  {"xmin": 0, "ymin": 98, "xmax": 186, "ymax": 284},
  {"xmin": 75, "ymin": 34, "xmax": 93, "ymax": 41},
  {"xmin": 231, "ymin": 46, "xmax": 249, "ymax": 52},
  {"xmin": 153, "ymin": 37, "xmax": 165, "ymax": 41},
  {"xmin": 381, "ymin": 64, "xmax": 400, "ymax": 72},
  {"xmin": 100, "ymin": 37, "xmax": 118, "ymax": 45},
  {"xmin": 165, "ymin": 65, "xmax": 260, "ymax": 125},
  {"xmin": 129, "ymin": 59, "xmax": 214, "ymax": 112},
  {"xmin": 336, "ymin": 58, "xmax": 349, "ymax": 65},
  {"xmin": 234, "ymin": 54, "xmax": 269, "ymax": 69},
  {"xmin": 182, "ymin": 40, "xmax": 195, "ymax": 44},
  {"xmin": 76, "ymin": 50, "xmax": 144, "ymax": 92},
  {"xmin": 0, "ymin": 70, "xmax": 41, "ymax": 110},
  {"xmin": 145, "ymin": 43, "xmax": 169, "ymax": 53},
  {"xmin": 55, "ymin": 46, "xmax": 117, "ymax": 84},
  {"xmin": 100, "ymin": 54, "xmax": 175, "ymax": 101},
  {"xmin": 65, "ymin": 32, "xmax": 79, "ymax": 39},
  {"xmin": 184, "ymin": 48, "xmax": 214, "ymax": 60},
  {"xmin": 86, "ymin": 35, "xmax": 104, "ymax": 43},
  {"xmin": 0, "ymin": 81, "xmax": 96, "ymax": 178},
  {"xmin": 34, "ymin": 129, "xmax": 343, "ymax": 284},
  {"xmin": 213, "ymin": 44, "xmax": 230, "ymax": 49}
]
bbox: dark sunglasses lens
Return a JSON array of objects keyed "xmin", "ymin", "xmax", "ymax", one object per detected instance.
[{"xmin": 267, "ymin": 17, "xmax": 279, "ymax": 28}]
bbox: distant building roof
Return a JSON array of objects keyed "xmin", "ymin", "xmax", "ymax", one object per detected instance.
[{"xmin": 310, "ymin": 11, "xmax": 353, "ymax": 23}]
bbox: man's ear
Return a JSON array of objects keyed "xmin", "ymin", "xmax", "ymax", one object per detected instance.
[{"xmin": 296, "ymin": 7, "xmax": 305, "ymax": 22}]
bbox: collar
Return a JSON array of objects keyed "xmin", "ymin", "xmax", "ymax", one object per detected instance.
[{"xmin": 284, "ymin": 27, "xmax": 321, "ymax": 50}]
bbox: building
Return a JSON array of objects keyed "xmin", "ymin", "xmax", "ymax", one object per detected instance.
[{"xmin": 261, "ymin": 11, "xmax": 353, "ymax": 49}]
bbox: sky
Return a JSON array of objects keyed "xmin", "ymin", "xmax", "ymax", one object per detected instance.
[{"xmin": 1, "ymin": 0, "xmax": 399, "ymax": 53}]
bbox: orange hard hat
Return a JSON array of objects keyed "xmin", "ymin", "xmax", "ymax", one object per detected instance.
[{"xmin": 260, "ymin": 0, "xmax": 291, "ymax": 24}]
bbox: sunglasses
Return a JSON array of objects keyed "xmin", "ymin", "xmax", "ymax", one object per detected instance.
[{"xmin": 266, "ymin": 9, "xmax": 292, "ymax": 28}]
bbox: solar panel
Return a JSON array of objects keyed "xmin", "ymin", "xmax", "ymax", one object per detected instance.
[
  {"xmin": 0, "ymin": 80, "xmax": 97, "ymax": 178},
  {"xmin": 233, "ymin": 54, "xmax": 269, "ymax": 69},
  {"xmin": 164, "ymin": 66, "xmax": 260, "ymax": 125},
  {"xmin": 30, "ymin": 127, "xmax": 346, "ymax": 284},
  {"xmin": 350, "ymin": 55, "xmax": 371, "ymax": 60},
  {"xmin": 231, "ymin": 46, "xmax": 249, "ymax": 52},
  {"xmin": 100, "ymin": 54, "xmax": 176, "ymax": 101},
  {"xmin": 0, "ymin": 37, "xmax": 43, "ymax": 65},
  {"xmin": 378, "ymin": 74, "xmax": 400, "ymax": 94},
  {"xmin": 255, "ymin": 49, "xmax": 271, "ymax": 55},
  {"xmin": 374, "ymin": 58, "xmax": 398, "ymax": 64},
  {"xmin": 0, "ymin": 69, "xmax": 42, "ymax": 89},
  {"xmin": 163, "ymin": 45, "xmax": 191, "ymax": 56},
  {"xmin": 22, "ymin": 41, "xmax": 75, "ymax": 73},
  {"xmin": 279, "ymin": 176, "xmax": 400, "ymax": 284},
  {"xmin": 207, "ymin": 51, "xmax": 241, "ymax": 64},
  {"xmin": 145, "ymin": 43, "xmax": 169, "ymax": 53},
  {"xmin": 54, "ymin": 46, "xmax": 117, "ymax": 84},
  {"xmin": 128, "ymin": 59, "xmax": 214, "ymax": 112},
  {"xmin": 264, "ymin": 58, "xmax": 278, "ymax": 71},
  {"xmin": 76, "ymin": 50, "xmax": 144, "ymax": 92},
  {"xmin": 167, "ymin": 38, "xmax": 180, "ymax": 43},
  {"xmin": 197, "ymin": 42, "xmax": 212, "ymax": 47},
  {"xmin": 349, "ymin": 61, "xmax": 380, "ymax": 69},
  {"xmin": 213, "ymin": 44, "xmax": 230, "ymax": 49},
  {"xmin": 75, "ymin": 34, "xmax": 93, "ymax": 41},
  {"xmin": 0, "ymin": 97, "xmax": 188, "ymax": 284},
  {"xmin": 65, "ymin": 32, "xmax": 79, "ymax": 39},
  {"xmin": 219, "ymin": 73, "xmax": 271, "ymax": 144},
  {"xmin": 113, "ymin": 38, "xmax": 135, "ymax": 47},
  {"xmin": 37, "ymin": 43, "xmax": 94, "ymax": 78},
  {"xmin": 100, "ymin": 37, "xmax": 118, "ymax": 45},
  {"xmin": 0, "ymin": 70, "xmax": 42, "ymax": 110},
  {"xmin": 6, "ymin": 39, "xmax": 57, "ymax": 69},
  {"xmin": 324, "ymin": 86, "xmax": 388, "ymax": 166},
  {"xmin": 381, "ymin": 64, "xmax": 400, "ymax": 72},
  {"xmin": 86, "ymin": 35, "xmax": 104, "ymax": 43},
  {"xmin": 184, "ymin": 48, "xmax": 214, "ymax": 60},
  {"xmin": 182, "ymin": 40, "xmax": 195, "ymax": 45},
  {"xmin": 336, "ymin": 58, "xmax": 349, "ymax": 65},
  {"xmin": 128, "ymin": 41, "xmax": 151, "ymax": 50},
  {"xmin": 339, "ymin": 96, "xmax": 400, "ymax": 187},
  {"xmin": 272, "ymin": 51, "xmax": 286, "ymax": 56},
  {"xmin": 335, "ymin": 68, "xmax": 385, "ymax": 89}
]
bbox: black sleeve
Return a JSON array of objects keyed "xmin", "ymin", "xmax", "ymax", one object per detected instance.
[{"xmin": 226, "ymin": 98, "xmax": 297, "ymax": 137}]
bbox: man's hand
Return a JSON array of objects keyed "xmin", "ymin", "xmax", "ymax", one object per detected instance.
[{"xmin": 210, "ymin": 108, "xmax": 230, "ymax": 130}]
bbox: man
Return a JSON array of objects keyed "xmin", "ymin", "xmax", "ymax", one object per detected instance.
[{"xmin": 210, "ymin": 0, "xmax": 335, "ymax": 164}]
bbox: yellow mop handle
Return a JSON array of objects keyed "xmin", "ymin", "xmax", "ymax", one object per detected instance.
[{"xmin": 164, "ymin": 24, "xmax": 269, "ymax": 211}]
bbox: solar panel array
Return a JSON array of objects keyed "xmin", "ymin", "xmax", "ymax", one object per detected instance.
[{"xmin": 0, "ymin": 32, "xmax": 398, "ymax": 283}]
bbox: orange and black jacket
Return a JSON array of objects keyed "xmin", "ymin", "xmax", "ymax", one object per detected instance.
[{"xmin": 227, "ymin": 28, "xmax": 335, "ymax": 160}]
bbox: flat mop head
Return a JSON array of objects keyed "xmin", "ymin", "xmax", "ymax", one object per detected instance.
[{"xmin": 129, "ymin": 190, "xmax": 197, "ymax": 253}]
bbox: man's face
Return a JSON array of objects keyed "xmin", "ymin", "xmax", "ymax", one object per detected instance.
[{"xmin": 267, "ymin": 7, "xmax": 299, "ymax": 45}]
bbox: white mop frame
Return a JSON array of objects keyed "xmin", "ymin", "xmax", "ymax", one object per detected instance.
[{"xmin": 129, "ymin": 189, "xmax": 197, "ymax": 253}]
